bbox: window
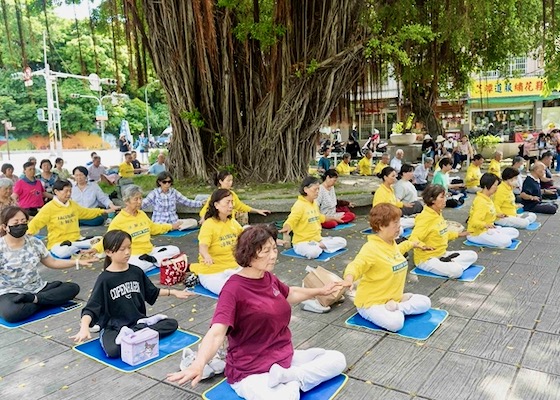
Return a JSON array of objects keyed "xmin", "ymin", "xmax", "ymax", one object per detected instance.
[{"xmin": 480, "ymin": 57, "xmax": 527, "ymax": 78}]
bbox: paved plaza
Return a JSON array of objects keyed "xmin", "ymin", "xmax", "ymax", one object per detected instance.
[{"xmin": 2, "ymin": 191, "xmax": 560, "ymax": 399}]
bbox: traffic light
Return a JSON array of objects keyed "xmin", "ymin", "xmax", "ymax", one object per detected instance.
[{"xmin": 100, "ymin": 78, "xmax": 117, "ymax": 86}]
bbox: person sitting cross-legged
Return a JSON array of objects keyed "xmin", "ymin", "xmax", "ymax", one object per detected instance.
[
  {"xmin": 493, "ymin": 167, "xmax": 537, "ymax": 229},
  {"xmin": 394, "ymin": 164, "xmax": 423, "ymax": 216},
  {"xmin": 465, "ymin": 154, "xmax": 484, "ymax": 194},
  {"xmin": 316, "ymin": 169, "xmax": 355, "ymax": 229},
  {"xmin": 335, "ymin": 153, "xmax": 356, "ymax": 176},
  {"xmin": 373, "ymin": 167, "xmax": 415, "ymax": 231},
  {"xmin": 408, "ymin": 185, "xmax": 477, "ymax": 278},
  {"xmin": 520, "ymin": 162, "xmax": 559, "ymax": 215}
]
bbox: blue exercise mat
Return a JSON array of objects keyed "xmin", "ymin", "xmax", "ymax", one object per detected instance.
[
  {"xmin": 463, "ymin": 238, "xmax": 521, "ymax": 251},
  {"xmin": 329, "ymin": 223, "xmax": 356, "ymax": 231},
  {"xmin": 189, "ymin": 284, "xmax": 219, "ymax": 300},
  {"xmin": 410, "ymin": 265, "xmax": 485, "ymax": 282},
  {"xmin": 145, "ymin": 267, "xmax": 160, "ymax": 277},
  {"xmin": 73, "ymin": 329, "xmax": 201, "ymax": 373},
  {"xmin": 361, "ymin": 227, "xmax": 413, "ymax": 238},
  {"xmin": 345, "ymin": 308, "xmax": 448, "ymax": 341},
  {"xmin": 161, "ymin": 228, "xmax": 199, "ymax": 238},
  {"xmin": 280, "ymin": 248, "xmax": 348, "ymax": 261},
  {"xmin": 0, "ymin": 301, "xmax": 82, "ymax": 329},
  {"xmin": 202, "ymin": 373, "xmax": 348, "ymax": 400},
  {"xmin": 517, "ymin": 207, "xmax": 524, "ymax": 214},
  {"xmin": 525, "ymin": 222, "xmax": 541, "ymax": 231}
]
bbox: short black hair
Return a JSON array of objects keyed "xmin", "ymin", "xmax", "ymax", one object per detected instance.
[
  {"xmin": 23, "ymin": 161, "xmax": 35, "ymax": 170},
  {"xmin": 204, "ymin": 188, "xmax": 232, "ymax": 220},
  {"xmin": 322, "ymin": 169, "xmax": 338, "ymax": 181},
  {"xmin": 1, "ymin": 163, "xmax": 13, "ymax": 174},
  {"xmin": 473, "ymin": 154, "xmax": 483, "ymax": 161},
  {"xmin": 541, "ymin": 151, "xmax": 553, "ymax": 160},
  {"xmin": 377, "ymin": 166, "xmax": 395, "ymax": 180},
  {"xmin": 480, "ymin": 172, "xmax": 500, "ymax": 189},
  {"xmin": 73, "ymin": 166, "xmax": 88, "ymax": 177},
  {"xmin": 501, "ymin": 167, "xmax": 520, "ymax": 181},
  {"xmin": 439, "ymin": 157, "xmax": 452, "ymax": 168},
  {"xmin": 214, "ymin": 170, "xmax": 232, "ymax": 187}
]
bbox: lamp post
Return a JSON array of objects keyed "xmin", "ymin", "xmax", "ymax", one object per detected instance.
[
  {"xmin": 145, "ymin": 80, "xmax": 160, "ymax": 142},
  {"xmin": 1, "ymin": 120, "xmax": 16, "ymax": 160}
]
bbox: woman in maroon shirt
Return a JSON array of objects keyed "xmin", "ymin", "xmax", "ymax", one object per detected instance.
[{"xmin": 167, "ymin": 225, "xmax": 347, "ymax": 399}]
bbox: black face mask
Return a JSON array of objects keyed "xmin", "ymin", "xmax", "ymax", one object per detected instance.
[{"xmin": 8, "ymin": 223, "xmax": 27, "ymax": 238}]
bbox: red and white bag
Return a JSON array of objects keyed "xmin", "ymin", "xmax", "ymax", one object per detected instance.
[{"xmin": 160, "ymin": 253, "xmax": 189, "ymax": 286}]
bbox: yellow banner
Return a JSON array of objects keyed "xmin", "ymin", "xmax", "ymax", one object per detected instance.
[{"xmin": 470, "ymin": 77, "xmax": 545, "ymax": 98}]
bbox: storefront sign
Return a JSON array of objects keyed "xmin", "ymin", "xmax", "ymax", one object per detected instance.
[{"xmin": 470, "ymin": 77, "xmax": 545, "ymax": 98}]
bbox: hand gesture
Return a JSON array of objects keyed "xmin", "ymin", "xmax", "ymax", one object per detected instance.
[
  {"xmin": 80, "ymin": 248, "xmax": 98, "ymax": 256},
  {"xmin": 77, "ymin": 256, "xmax": 98, "ymax": 267},
  {"xmin": 458, "ymin": 231, "xmax": 470, "ymax": 238},
  {"xmin": 109, "ymin": 204, "xmax": 121, "ymax": 212},
  {"xmin": 348, "ymin": 202, "xmax": 356, "ymax": 208},
  {"xmin": 171, "ymin": 221, "xmax": 182, "ymax": 230},
  {"xmin": 167, "ymin": 364, "xmax": 205, "ymax": 387},
  {"xmin": 279, "ymin": 224, "xmax": 291, "ymax": 234},
  {"xmin": 173, "ymin": 290, "xmax": 195, "ymax": 299},
  {"xmin": 335, "ymin": 217, "xmax": 345, "ymax": 224},
  {"xmin": 318, "ymin": 281, "xmax": 345, "ymax": 296},
  {"xmin": 202, "ymin": 254, "xmax": 213, "ymax": 265},
  {"xmin": 256, "ymin": 209, "xmax": 271, "ymax": 216},
  {"xmin": 70, "ymin": 327, "xmax": 91, "ymax": 344},
  {"xmin": 403, "ymin": 202, "xmax": 414, "ymax": 208},
  {"xmin": 485, "ymin": 224, "xmax": 496, "ymax": 230}
]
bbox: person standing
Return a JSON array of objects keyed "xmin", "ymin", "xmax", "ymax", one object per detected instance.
[{"xmin": 117, "ymin": 133, "xmax": 131, "ymax": 161}]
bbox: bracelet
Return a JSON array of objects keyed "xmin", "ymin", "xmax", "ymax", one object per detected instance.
[
  {"xmin": 75, "ymin": 258, "xmax": 80, "ymax": 270},
  {"xmin": 168, "ymin": 288, "xmax": 171, "ymax": 296}
]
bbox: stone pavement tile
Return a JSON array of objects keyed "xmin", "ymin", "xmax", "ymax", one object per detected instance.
[
  {"xmin": 473, "ymin": 246, "xmax": 523, "ymax": 263},
  {"xmin": 474, "ymin": 297, "xmax": 542, "ymax": 330},
  {"xmin": 341, "ymin": 377, "xmax": 412, "ymax": 399},
  {"xmin": 430, "ymin": 284, "xmax": 488, "ymax": 319},
  {"xmin": 417, "ymin": 315, "xmax": 470, "ymax": 351},
  {"xmin": 418, "ymin": 352, "xmax": 516, "ymax": 400},
  {"xmin": 529, "ymin": 230, "xmax": 560, "ymax": 245},
  {"xmin": 489, "ymin": 266, "xmax": 554, "ymax": 304},
  {"xmin": 404, "ymin": 272, "xmax": 446, "ymax": 297},
  {"xmin": 38, "ymin": 367, "xmax": 159, "ymax": 400},
  {"xmin": 514, "ymin": 243, "xmax": 560, "ymax": 267},
  {"xmin": 350, "ymin": 337, "xmax": 445, "ymax": 393},
  {"xmin": 1, "ymin": 350, "xmax": 104, "ymax": 399},
  {"xmin": 297, "ymin": 324, "xmax": 383, "ymax": 368},
  {"xmin": 449, "ymin": 320, "xmax": 532, "ymax": 365},
  {"xmin": 0, "ymin": 328, "xmax": 34, "ymax": 346},
  {"xmin": 134, "ymin": 383, "xmax": 201, "ymax": 400},
  {"xmin": 522, "ymin": 331, "xmax": 560, "ymax": 375},
  {"xmin": 535, "ymin": 305, "xmax": 560, "ymax": 334},
  {"xmin": 0, "ymin": 335, "xmax": 69, "ymax": 377},
  {"xmin": 543, "ymin": 273, "xmax": 560, "ymax": 306},
  {"xmin": 457, "ymin": 260, "xmax": 513, "ymax": 296},
  {"xmin": 507, "ymin": 368, "xmax": 560, "ymax": 400},
  {"xmin": 290, "ymin": 296, "xmax": 356, "ymax": 324}
]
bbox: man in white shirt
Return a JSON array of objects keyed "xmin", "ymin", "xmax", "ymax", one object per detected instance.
[
  {"xmin": 87, "ymin": 156, "xmax": 118, "ymax": 185},
  {"xmin": 413, "ymin": 157, "xmax": 433, "ymax": 190},
  {"xmin": 390, "ymin": 149, "xmax": 404, "ymax": 172}
]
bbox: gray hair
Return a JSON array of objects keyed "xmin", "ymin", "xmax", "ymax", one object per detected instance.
[
  {"xmin": 512, "ymin": 156, "xmax": 524, "ymax": 165},
  {"xmin": 0, "ymin": 178, "xmax": 13, "ymax": 188},
  {"xmin": 424, "ymin": 157, "xmax": 434, "ymax": 164},
  {"xmin": 343, "ymin": 152, "xmax": 351, "ymax": 159},
  {"xmin": 122, "ymin": 185, "xmax": 143, "ymax": 202}
]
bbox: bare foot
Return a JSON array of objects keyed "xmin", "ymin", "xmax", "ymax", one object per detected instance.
[
  {"xmin": 385, "ymin": 300, "xmax": 398, "ymax": 311},
  {"xmin": 401, "ymin": 293, "xmax": 413, "ymax": 302}
]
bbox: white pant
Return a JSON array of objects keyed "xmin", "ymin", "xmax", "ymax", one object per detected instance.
[
  {"xmin": 231, "ymin": 349, "xmax": 346, "ymax": 400},
  {"xmin": 358, "ymin": 294, "xmax": 431, "ymax": 332},
  {"xmin": 495, "ymin": 212, "xmax": 536, "ymax": 229},
  {"xmin": 293, "ymin": 237, "xmax": 347, "ymax": 259},
  {"xmin": 129, "ymin": 245, "xmax": 181, "ymax": 272},
  {"xmin": 467, "ymin": 227, "xmax": 519, "ymax": 248},
  {"xmin": 51, "ymin": 236, "xmax": 103, "ymax": 259},
  {"xmin": 198, "ymin": 267, "xmax": 242, "ymax": 295},
  {"xmin": 400, "ymin": 217, "xmax": 415, "ymax": 229},
  {"xmin": 417, "ymin": 250, "xmax": 478, "ymax": 279}
]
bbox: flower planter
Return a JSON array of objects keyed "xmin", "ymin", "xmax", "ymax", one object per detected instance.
[{"xmin": 390, "ymin": 133, "xmax": 417, "ymax": 145}]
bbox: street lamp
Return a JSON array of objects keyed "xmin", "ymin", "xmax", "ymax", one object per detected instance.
[{"xmin": 145, "ymin": 80, "xmax": 160, "ymax": 142}]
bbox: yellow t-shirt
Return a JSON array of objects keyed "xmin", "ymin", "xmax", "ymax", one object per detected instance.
[
  {"xmin": 488, "ymin": 159, "xmax": 501, "ymax": 177},
  {"xmin": 119, "ymin": 162, "xmax": 134, "ymax": 178},
  {"xmin": 284, "ymin": 195, "xmax": 325, "ymax": 244},
  {"xmin": 344, "ymin": 235, "xmax": 414, "ymax": 308},
  {"xmin": 357, "ymin": 157, "xmax": 372, "ymax": 176},
  {"xmin": 493, "ymin": 181, "xmax": 517, "ymax": 217},
  {"xmin": 408, "ymin": 206, "xmax": 458, "ymax": 265},
  {"xmin": 335, "ymin": 161, "xmax": 356, "ymax": 176},
  {"xmin": 467, "ymin": 192, "xmax": 496, "ymax": 236},
  {"xmin": 373, "ymin": 161, "xmax": 388, "ymax": 175},
  {"xmin": 190, "ymin": 217, "xmax": 243, "ymax": 275},
  {"xmin": 93, "ymin": 209, "xmax": 172, "ymax": 255},
  {"xmin": 372, "ymin": 184, "xmax": 403, "ymax": 208},
  {"xmin": 27, "ymin": 199, "xmax": 104, "ymax": 249},
  {"xmin": 199, "ymin": 190, "xmax": 252, "ymax": 219},
  {"xmin": 465, "ymin": 164, "xmax": 482, "ymax": 189}
]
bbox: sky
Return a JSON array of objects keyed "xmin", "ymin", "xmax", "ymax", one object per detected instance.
[{"xmin": 54, "ymin": 0, "xmax": 102, "ymax": 20}]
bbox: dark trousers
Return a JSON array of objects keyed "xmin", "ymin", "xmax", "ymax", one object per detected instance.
[
  {"xmin": 79, "ymin": 215, "xmax": 106, "ymax": 226},
  {"xmin": 453, "ymin": 153, "xmax": 468, "ymax": 168},
  {"xmin": 526, "ymin": 202, "xmax": 558, "ymax": 214},
  {"xmin": 414, "ymin": 183, "xmax": 427, "ymax": 191},
  {"xmin": 0, "ymin": 281, "xmax": 80, "ymax": 323},
  {"xmin": 402, "ymin": 201, "xmax": 424, "ymax": 216},
  {"xmin": 100, "ymin": 318, "xmax": 179, "ymax": 358}
]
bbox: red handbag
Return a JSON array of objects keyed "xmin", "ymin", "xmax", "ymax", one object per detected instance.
[{"xmin": 160, "ymin": 253, "xmax": 189, "ymax": 286}]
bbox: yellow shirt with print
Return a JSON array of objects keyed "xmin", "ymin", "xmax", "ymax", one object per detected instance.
[
  {"xmin": 119, "ymin": 162, "xmax": 134, "ymax": 178},
  {"xmin": 373, "ymin": 161, "xmax": 388, "ymax": 175},
  {"xmin": 493, "ymin": 181, "xmax": 517, "ymax": 217},
  {"xmin": 488, "ymin": 159, "xmax": 501, "ymax": 177},
  {"xmin": 467, "ymin": 192, "xmax": 496, "ymax": 236},
  {"xmin": 199, "ymin": 190, "xmax": 252, "ymax": 219},
  {"xmin": 408, "ymin": 206, "xmax": 458, "ymax": 265},
  {"xmin": 93, "ymin": 209, "xmax": 172, "ymax": 255},
  {"xmin": 357, "ymin": 157, "xmax": 373, "ymax": 176},
  {"xmin": 372, "ymin": 184, "xmax": 403, "ymax": 208},
  {"xmin": 190, "ymin": 217, "xmax": 243, "ymax": 275},
  {"xmin": 284, "ymin": 196, "xmax": 325, "ymax": 244},
  {"xmin": 465, "ymin": 164, "xmax": 482, "ymax": 189},
  {"xmin": 27, "ymin": 199, "xmax": 104, "ymax": 249},
  {"xmin": 344, "ymin": 235, "xmax": 414, "ymax": 308},
  {"xmin": 335, "ymin": 161, "xmax": 356, "ymax": 176}
]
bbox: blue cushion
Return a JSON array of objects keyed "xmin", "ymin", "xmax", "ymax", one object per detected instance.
[
  {"xmin": 411, "ymin": 265, "xmax": 485, "ymax": 282},
  {"xmin": 281, "ymin": 248, "xmax": 347, "ymax": 261},
  {"xmin": 0, "ymin": 301, "xmax": 81, "ymax": 329},
  {"xmin": 463, "ymin": 238, "xmax": 521, "ymax": 250}
]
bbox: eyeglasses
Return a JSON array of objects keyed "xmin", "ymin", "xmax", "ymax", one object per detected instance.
[{"xmin": 161, "ymin": 180, "xmax": 173, "ymax": 184}]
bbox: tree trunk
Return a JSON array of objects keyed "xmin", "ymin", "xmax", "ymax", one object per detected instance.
[
  {"xmin": 87, "ymin": 0, "xmax": 100, "ymax": 74},
  {"xmin": 408, "ymin": 87, "xmax": 444, "ymax": 137},
  {"xmin": 110, "ymin": 0, "xmax": 121, "ymax": 89},
  {"xmin": 14, "ymin": 0, "xmax": 27, "ymax": 67},
  {"xmin": 135, "ymin": 0, "xmax": 366, "ymax": 182},
  {"xmin": 1, "ymin": 0, "xmax": 14, "ymax": 67}
]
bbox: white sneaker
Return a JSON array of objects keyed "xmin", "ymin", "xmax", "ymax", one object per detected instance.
[
  {"xmin": 301, "ymin": 299, "xmax": 331, "ymax": 314},
  {"xmin": 180, "ymin": 348, "xmax": 216, "ymax": 380},
  {"xmin": 89, "ymin": 324, "xmax": 100, "ymax": 333}
]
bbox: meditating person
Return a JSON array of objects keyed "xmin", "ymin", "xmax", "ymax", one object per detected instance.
[
  {"xmin": 467, "ymin": 173, "xmax": 520, "ymax": 248},
  {"xmin": 199, "ymin": 171, "xmax": 270, "ymax": 222},
  {"xmin": 317, "ymin": 147, "xmax": 331, "ymax": 174},
  {"xmin": 390, "ymin": 149, "xmax": 404, "ymax": 173},
  {"xmin": 394, "ymin": 164, "xmax": 423, "ymax": 215},
  {"xmin": 13, "ymin": 161, "xmax": 45, "ymax": 216},
  {"xmin": 52, "ymin": 158, "xmax": 71, "ymax": 180},
  {"xmin": 465, "ymin": 154, "xmax": 484, "ymax": 193},
  {"xmin": 0, "ymin": 178, "xmax": 17, "ymax": 214},
  {"xmin": 316, "ymin": 169, "xmax": 355, "ymax": 229},
  {"xmin": 38, "ymin": 159, "xmax": 58, "ymax": 201},
  {"xmin": 413, "ymin": 157, "xmax": 433, "ymax": 191},
  {"xmin": 190, "ymin": 189, "xmax": 243, "ymax": 295},
  {"xmin": 343, "ymin": 203, "xmax": 432, "ymax": 332},
  {"xmin": 373, "ymin": 167, "xmax": 415, "ymax": 231},
  {"xmin": 0, "ymin": 163, "xmax": 18, "ymax": 183},
  {"xmin": 280, "ymin": 176, "xmax": 347, "ymax": 260},
  {"xmin": 493, "ymin": 167, "xmax": 537, "ymax": 229},
  {"xmin": 432, "ymin": 158, "xmax": 466, "ymax": 208},
  {"xmin": 27, "ymin": 179, "xmax": 108, "ymax": 259},
  {"xmin": 167, "ymin": 224, "xmax": 347, "ymax": 398},
  {"xmin": 71, "ymin": 230, "xmax": 191, "ymax": 357},
  {"xmin": 119, "ymin": 152, "xmax": 142, "ymax": 178},
  {"xmin": 453, "ymin": 135, "xmax": 474, "ymax": 169},
  {"xmin": 512, "ymin": 156, "xmax": 526, "ymax": 202},
  {"xmin": 89, "ymin": 185, "xmax": 182, "ymax": 271},
  {"xmin": 373, "ymin": 153, "xmax": 390, "ymax": 175},
  {"xmin": 148, "ymin": 153, "xmax": 167, "ymax": 175},
  {"xmin": 408, "ymin": 185, "xmax": 477, "ymax": 278},
  {"xmin": 357, "ymin": 149, "xmax": 373, "ymax": 175},
  {"xmin": 421, "ymin": 134, "xmax": 436, "ymax": 159},
  {"xmin": 0, "ymin": 206, "xmax": 93, "ymax": 323},
  {"xmin": 520, "ymin": 162, "xmax": 558, "ymax": 214},
  {"xmin": 488, "ymin": 151, "xmax": 503, "ymax": 177},
  {"xmin": 71, "ymin": 166, "xmax": 119, "ymax": 226},
  {"xmin": 142, "ymin": 171, "xmax": 202, "ymax": 227},
  {"xmin": 87, "ymin": 155, "xmax": 119, "ymax": 185},
  {"xmin": 335, "ymin": 153, "xmax": 356, "ymax": 176},
  {"xmin": 538, "ymin": 151, "xmax": 559, "ymax": 200}
]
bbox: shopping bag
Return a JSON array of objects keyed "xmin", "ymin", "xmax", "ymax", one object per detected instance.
[
  {"xmin": 160, "ymin": 253, "xmax": 189, "ymax": 286},
  {"xmin": 302, "ymin": 266, "xmax": 347, "ymax": 307}
]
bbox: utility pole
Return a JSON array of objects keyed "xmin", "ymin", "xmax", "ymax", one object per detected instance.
[{"xmin": 1, "ymin": 120, "xmax": 16, "ymax": 160}]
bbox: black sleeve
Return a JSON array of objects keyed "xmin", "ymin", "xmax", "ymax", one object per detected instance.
[
  {"xmin": 142, "ymin": 268, "xmax": 161, "ymax": 305},
  {"xmin": 81, "ymin": 276, "xmax": 106, "ymax": 327}
]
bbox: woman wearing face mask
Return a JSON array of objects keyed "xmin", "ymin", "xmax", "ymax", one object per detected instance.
[
  {"xmin": 493, "ymin": 167, "xmax": 537, "ymax": 229},
  {"xmin": 27, "ymin": 180, "xmax": 108, "ymax": 259},
  {"xmin": 0, "ymin": 206, "xmax": 95, "ymax": 323}
]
